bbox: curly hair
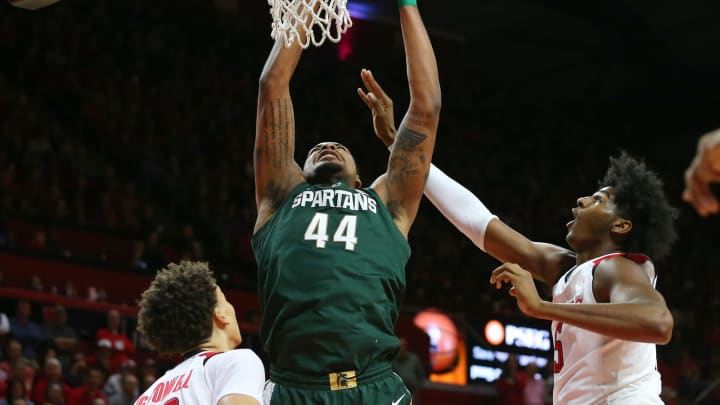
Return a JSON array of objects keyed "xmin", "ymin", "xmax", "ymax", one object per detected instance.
[
  {"xmin": 600, "ymin": 152, "xmax": 678, "ymax": 260},
  {"xmin": 137, "ymin": 261, "xmax": 218, "ymax": 353}
]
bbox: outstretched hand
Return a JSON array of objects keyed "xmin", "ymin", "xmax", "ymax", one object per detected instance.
[
  {"xmin": 490, "ymin": 263, "xmax": 544, "ymax": 318},
  {"xmin": 357, "ymin": 69, "xmax": 396, "ymax": 148},
  {"xmin": 683, "ymin": 130, "xmax": 720, "ymax": 216}
]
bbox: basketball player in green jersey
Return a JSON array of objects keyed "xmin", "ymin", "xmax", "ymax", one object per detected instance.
[{"xmin": 252, "ymin": 1, "xmax": 440, "ymax": 403}]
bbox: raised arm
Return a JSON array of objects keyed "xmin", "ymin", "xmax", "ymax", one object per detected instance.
[
  {"xmin": 427, "ymin": 167, "xmax": 575, "ymax": 285},
  {"xmin": 358, "ymin": 70, "xmax": 574, "ymax": 284},
  {"xmin": 254, "ymin": 33, "xmax": 307, "ymax": 232},
  {"xmin": 372, "ymin": 2, "xmax": 441, "ymax": 238}
]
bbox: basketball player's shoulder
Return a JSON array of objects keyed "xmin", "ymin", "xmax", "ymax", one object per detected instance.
[
  {"xmin": 592, "ymin": 254, "xmax": 653, "ymax": 295},
  {"xmin": 207, "ymin": 349, "xmax": 264, "ymax": 370},
  {"xmin": 595, "ymin": 253, "xmax": 649, "ymax": 274}
]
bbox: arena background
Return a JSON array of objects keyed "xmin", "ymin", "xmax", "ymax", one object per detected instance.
[{"xmin": 1, "ymin": 0, "xmax": 719, "ymax": 403}]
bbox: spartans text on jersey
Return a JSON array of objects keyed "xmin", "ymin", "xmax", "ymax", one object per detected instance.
[{"xmin": 291, "ymin": 188, "xmax": 378, "ymax": 213}]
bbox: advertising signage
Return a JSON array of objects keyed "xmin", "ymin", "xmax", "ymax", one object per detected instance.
[{"xmin": 467, "ymin": 316, "xmax": 552, "ymax": 384}]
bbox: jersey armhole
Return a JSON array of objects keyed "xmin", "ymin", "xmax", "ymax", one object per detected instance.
[{"xmin": 363, "ymin": 187, "xmax": 411, "ymax": 254}]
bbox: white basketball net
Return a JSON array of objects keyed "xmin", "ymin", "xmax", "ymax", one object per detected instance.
[{"xmin": 268, "ymin": 0, "xmax": 353, "ymax": 49}]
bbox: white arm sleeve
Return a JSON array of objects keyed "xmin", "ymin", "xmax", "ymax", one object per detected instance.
[
  {"xmin": 424, "ymin": 164, "xmax": 497, "ymax": 251},
  {"xmin": 208, "ymin": 349, "xmax": 265, "ymax": 405}
]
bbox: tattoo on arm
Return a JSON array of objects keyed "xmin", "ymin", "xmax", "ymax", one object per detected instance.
[
  {"xmin": 384, "ymin": 110, "xmax": 435, "ymax": 220},
  {"xmin": 393, "ymin": 127, "xmax": 428, "ymax": 152},
  {"xmin": 262, "ymin": 96, "xmax": 293, "ymax": 169},
  {"xmin": 386, "ymin": 127, "xmax": 430, "ymax": 217},
  {"xmin": 256, "ymin": 95, "xmax": 297, "ymax": 208},
  {"xmin": 389, "ymin": 153, "xmax": 421, "ymax": 180}
]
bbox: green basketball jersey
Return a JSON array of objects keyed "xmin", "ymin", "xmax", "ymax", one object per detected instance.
[{"xmin": 252, "ymin": 181, "xmax": 411, "ymax": 376}]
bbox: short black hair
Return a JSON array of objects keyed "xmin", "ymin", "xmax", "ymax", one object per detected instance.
[
  {"xmin": 137, "ymin": 261, "xmax": 218, "ymax": 353},
  {"xmin": 600, "ymin": 152, "xmax": 677, "ymax": 260}
]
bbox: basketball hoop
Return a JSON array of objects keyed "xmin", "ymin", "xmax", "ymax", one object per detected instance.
[{"xmin": 268, "ymin": 0, "xmax": 352, "ymax": 49}]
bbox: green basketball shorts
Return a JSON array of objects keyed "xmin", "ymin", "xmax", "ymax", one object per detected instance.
[{"xmin": 264, "ymin": 363, "xmax": 412, "ymax": 405}]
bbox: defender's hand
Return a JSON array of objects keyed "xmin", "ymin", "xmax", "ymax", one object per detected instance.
[
  {"xmin": 357, "ymin": 69, "xmax": 397, "ymax": 148},
  {"xmin": 683, "ymin": 130, "xmax": 720, "ymax": 216},
  {"xmin": 490, "ymin": 263, "xmax": 544, "ymax": 317}
]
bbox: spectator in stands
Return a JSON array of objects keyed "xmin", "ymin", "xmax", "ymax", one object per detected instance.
[
  {"xmin": 138, "ymin": 232, "xmax": 165, "ymax": 273},
  {"xmin": 84, "ymin": 342, "xmax": 113, "ymax": 378},
  {"xmin": 64, "ymin": 354, "xmax": 86, "ymax": 389},
  {"xmin": 0, "ymin": 340, "xmax": 37, "ymax": 394},
  {"xmin": 9, "ymin": 360, "xmax": 35, "ymax": 401},
  {"xmin": 101, "ymin": 360, "xmax": 135, "ymax": 401},
  {"xmin": 26, "ymin": 230, "xmax": 47, "ymax": 253},
  {"xmin": 137, "ymin": 359, "xmax": 155, "ymax": 391},
  {"xmin": 523, "ymin": 362, "xmax": 546, "ymax": 405},
  {"xmin": 495, "ymin": 354, "xmax": 528, "ymax": 405},
  {"xmin": 45, "ymin": 382, "xmax": 66, "ymax": 405},
  {"xmin": 1, "ymin": 379, "xmax": 34, "ymax": 405},
  {"xmin": 174, "ymin": 224, "xmax": 201, "ymax": 261},
  {"xmin": 30, "ymin": 358, "xmax": 69, "ymax": 405},
  {"xmin": 95, "ymin": 311, "xmax": 134, "ymax": 371},
  {"xmin": 130, "ymin": 242, "xmax": 147, "ymax": 271},
  {"xmin": 0, "ymin": 314, "xmax": 11, "ymax": 356},
  {"xmin": 9, "ymin": 302, "xmax": 43, "ymax": 359},
  {"xmin": 67, "ymin": 368, "xmax": 106, "ymax": 405},
  {"xmin": 105, "ymin": 373, "xmax": 137, "ymax": 405},
  {"xmin": 62, "ymin": 283, "xmax": 77, "ymax": 300},
  {"xmin": 41, "ymin": 307, "xmax": 77, "ymax": 373},
  {"xmin": 29, "ymin": 277, "xmax": 43, "ymax": 293}
]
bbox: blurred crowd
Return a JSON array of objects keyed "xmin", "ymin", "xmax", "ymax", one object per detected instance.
[
  {"xmin": 1, "ymin": 0, "xmax": 719, "ymax": 404},
  {"xmin": 0, "ymin": 301, "xmax": 155, "ymax": 405}
]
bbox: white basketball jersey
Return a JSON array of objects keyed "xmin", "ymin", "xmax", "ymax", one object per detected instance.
[
  {"xmin": 134, "ymin": 349, "xmax": 265, "ymax": 405},
  {"xmin": 551, "ymin": 253, "xmax": 663, "ymax": 405}
]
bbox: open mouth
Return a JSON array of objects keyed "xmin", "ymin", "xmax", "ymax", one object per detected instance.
[{"xmin": 567, "ymin": 208, "xmax": 577, "ymax": 228}]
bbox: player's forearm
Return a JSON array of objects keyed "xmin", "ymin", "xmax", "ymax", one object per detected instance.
[
  {"xmin": 399, "ymin": 4, "xmax": 441, "ymax": 110},
  {"xmin": 534, "ymin": 300, "xmax": 673, "ymax": 344},
  {"xmin": 254, "ymin": 93, "xmax": 298, "ymax": 199}
]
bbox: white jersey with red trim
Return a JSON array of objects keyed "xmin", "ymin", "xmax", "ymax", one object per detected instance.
[
  {"xmin": 134, "ymin": 349, "xmax": 264, "ymax": 405},
  {"xmin": 551, "ymin": 253, "xmax": 663, "ymax": 404}
]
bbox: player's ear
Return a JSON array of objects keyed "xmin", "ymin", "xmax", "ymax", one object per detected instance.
[
  {"xmin": 610, "ymin": 217, "xmax": 632, "ymax": 235},
  {"xmin": 213, "ymin": 306, "xmax": 230, "ymax": 327},
  {"xmin": 354, "ymin": 175, "xmax": 362, "ymax": 189}
]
